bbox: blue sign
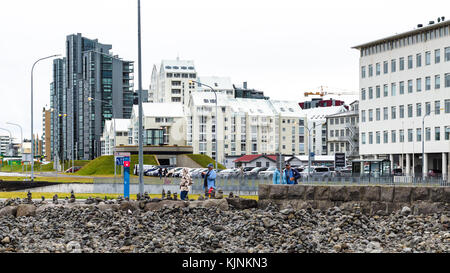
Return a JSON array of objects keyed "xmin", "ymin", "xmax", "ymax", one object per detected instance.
[
  {"xmin": 310, "ymin": 152, "xmax": 315, "ymax": 157},
  {"xmin": 124, "ymin": 160, "xmax": 130, "ymax": 199},
  {"xmin": 115, "ymin": 157, "xmax": 124, "ymax": 166}
]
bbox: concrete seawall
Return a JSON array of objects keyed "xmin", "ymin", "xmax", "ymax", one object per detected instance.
[{"xmin": 258, "ymin": 185, "xmax": 450, "ymax": 215}]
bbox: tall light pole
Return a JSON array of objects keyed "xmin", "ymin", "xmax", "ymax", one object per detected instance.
[
  {"xmin": 305, "ymin": 120, "xmax": 324, "ymax": 183},
  {"xmin": 6, "ymin": 122, "xmax": 23, "ymax": 172},
  {"xmin": 422, "ymin": 107, "xmax": 444, "ymax": 179},
  {"xmin": 31, "ymin": 54, "xmax": 60, "ymax": 182},
  {"xmin": 189, "ymin": 80, "xmax": 219, "ymax": 171},
  {"xmin": 137, "ymin": 0, "xmax": 145, "ymax": 195},
  {"xmin": 58, "ymin": 113, "xmax": 67, "ymax": 171},
  {"xmin": 88, "ymin": 97, "xmax": 117, "ymax": 178}
]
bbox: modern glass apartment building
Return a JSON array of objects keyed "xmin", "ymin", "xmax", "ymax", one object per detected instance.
[{"xmin": 51, "ymin": 33, "xmax": 134, "ymax": 161}]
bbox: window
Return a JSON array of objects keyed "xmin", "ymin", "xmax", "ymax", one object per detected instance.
[
  {"xmin": 408, "ymin": 80, "xmax": 413, "ymax": 93},
  {"xmin": 361, "ymin": 110, "xmax": 366, "ymax": 122},
  {"xmin": 391, "ymin": 130, "xmax": 396, "ymax": 143},
  {"xmin": 383, "ymin": 85, "xmax": 388, "ymax": 97},
  {"xmin": 361, "ymin": 89, "xmax": 366, "ymax": 100},
  {"xmin": 416, "ymin": 78, "xmax": 422, "ymax": 92},
  {"xmin": 408, "ymin": 55, "xmax": 413, "ymax": 69},
  {"xmin": 383, "ymin": 107, "xmax": 388, "ymax": 120},
  {"xmin": 376, "ymin": 108, "xmax": 380, "ymax": 121},
  {"xmin": 425, "ymin": 77, "xmax": 431, "ymax": 90},
  {"xmin": 369, "ymin": 87, "xmax": 373, "ymax": 99},
  {"xmin": 369, "ymin": 109, "xmax": 373, "ymax": 122},
  {"xmin": 417, "ymin": 128, "xmax": 422, "ymax": 142},
  {"xmin": 416, "ymin": 103, "xmax": 422, "ymax": 117},
  {"xmin": 399, "ymin": 105, "xmax": 404, "ymax": 118},
  {"xmin": 376, "ymin": 63, "xmax": 380, "ymax": 75},
  {"xmin": 384, "ymin": 131, "xmax": 388, "ymax": 143},
  {"xmin": 408, "ymin": 104, "xmax": 413, "ymax": 118},
  {"xmin": 446, "ymin": 99, "xmax": 450, "ymax": 114},
  {"xmin": 408, "ymin": 129, "xmax": 413, "ymax": 142},
  {"xmin": 391, "ymin": 106, "xmax": 397, "ymax": 119},
  {"xmin": 425, "ymin": 51, "xmax": 431, "ymax": 65},
  {"xmin": 383, "ymin": 61, "xmax": 388, "ymax": 74},
  {"xmin": 435, "ymin": 75, "xmax": 441, "ymax": 89},
  {"xmin": 369, "ymin": 132, "xmax": 373, "ymax": 144},
  {"xmin": 435, "ymin": 127, "xmax": 441, "ymax": 141},
  {"xmin": 376, "ymin": 131, "xmax": 380, "ymax": 144},
  {"xmin": 416, "ymin": 53, "xmax": 422, "ymax": 67},
  {"xmin": 425, "ymin": 102, "xmax": 431, "ymax": 115},
  {"xmin": 391, "ymin": 59, "xmax": 396, "ymax": 72},
  {"xmin": 399, "ymin": 57, "xmax": 404, "ymax": 70},
  {"xmin": 399, "ymin": 81, "xmax": 405, "ymax": 94},
  {"xmin": 361, "ymin": 133, "xmax": 366, "ymax": 145},
  {"xmin": 368, "ymin": 65, "xmax": 373, "ymax": 77},
  {"xmin": 399, "ymin": 130, "xmax": 404, "ymax": 143},
  {"xmin": 391, "ymin": 83, "xmax": 396, "ymax": 96},
  {"xmin": 376, "ymin": 86, "xmax": 380, "ymax": 98},
  {"xmin": 445, "ymin": 47, "xmax": 450, "ymax": 61},
  {"xmin": 435, "ymin": 49, "xmax": 440, "ymax": 63},
  {"xmin": 426, "ymin": 127, "xmax": 431, "ymax": 141},
  {"xmin": 446, "ymin": 73, "xmax": 450, "ymax": 88},
  {"xmin": 361, "ymin": 66, "xmax": 366, "ymax": 78},
  {"xmin": 435, "ymin": 101, "xmax": 441, "ymax": 115},
  {"xmin": 446, "ymin": 126, "xmax": 450, "ymax": 140}
]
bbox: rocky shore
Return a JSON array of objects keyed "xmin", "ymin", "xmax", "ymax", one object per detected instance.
[{"xmin": 0, "ymin": 197, "xmax": 448, "ymax": 253}]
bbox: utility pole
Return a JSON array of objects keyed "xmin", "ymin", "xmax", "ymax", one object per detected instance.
[{"xmin": 137, "ymin": 0, "xmax": 145, "ymax": 195}]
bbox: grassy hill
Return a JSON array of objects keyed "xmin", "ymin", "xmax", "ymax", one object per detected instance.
[
  {"xmin": 0, "ymin": 160, "xmax": 90, "ymax": 173},
  {"xmin": 76, "ymin": 155, "xmax": 158, "ymax": 176},
  {"xmin": 186, "ymin": 154, "xmax": 226, "ymax": 170}
]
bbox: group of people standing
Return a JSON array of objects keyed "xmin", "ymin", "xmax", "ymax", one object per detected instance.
[
  {"xmin": 178, "ymin": 163, "xmax": 217, "ymax": 201},
  {"xmin": 158, "ymin": 168, "xmax": 169, "ymax": 179},
  {"xmin": 272, "ymin": 163, "xmax": 301, "ymax": 185}
]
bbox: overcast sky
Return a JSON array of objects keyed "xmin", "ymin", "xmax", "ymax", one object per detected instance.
[{"xmin": 0, "ymin": 0, "xmax": 448, "ymax": 140}]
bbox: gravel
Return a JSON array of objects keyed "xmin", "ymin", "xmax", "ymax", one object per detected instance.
[{"xmin": 0, "ymin": 199, "xmax": 448, "ymax": 253}]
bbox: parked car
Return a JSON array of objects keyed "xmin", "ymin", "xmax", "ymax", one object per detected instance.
[
  {"xmin": 219, "ymin": 168, "xmax": 240, "ymax": 178},
  {"xmin": 336, "ymin": 167, "xmax": 352, "ymax": 177},
  {"xmin": 258, "ymin": 166, "xmax": 277, "ymax": 179},
  {"xmin": 65, "ymin": 166, "xmax": 82, "ymax": 173},
  {"xmin": 173, "ymin": 168, "xmax": 191, "ymax": 178},
  {"xmin": 392, "ymin": 168, "xmax": 403, "ymax": 176},
  {"xmin": 191, "ymin": 168, "xmax": 207, "ymax": 178},
  {"xmin": 300, "ymin": 166, "xmax": 332, "ymax": 179},
  {"xmin": 242, "ymin": 167, "xmax": 255, "ymax": 172},
  {"xmin": 167, "ymin": 167, "xmax": 183, "ymax": 177},
  {"xmin": 244, "ymin": 167, "xmax": 268, "ymax": 178},
  {"xmin": 428, "ymin": 169, "xmax": 442, "ymax": 178},
  {"xmin": 144, "ymin": 167, "xmax": 159, "ymax": 176},
  {"xmin": 134, "ymin": 165, "xmax": 157, "ymax": 175}
]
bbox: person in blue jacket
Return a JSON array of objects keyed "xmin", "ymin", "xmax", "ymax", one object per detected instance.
[
  {"xmin": 283, "ymin": 163, "xmax": 300, "ymax": 184},
  {"xmin": 202, "ymin": 163, "xmax": 217, "ymax": 197},
  {"xmin": 272, "ymin": 166, "xmax": 287, "ymax": 184}
]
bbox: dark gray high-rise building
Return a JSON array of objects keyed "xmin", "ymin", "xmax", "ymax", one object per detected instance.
[{"xmin": 51, "ymin": 33, "xmax": 134, "ymax": 161}]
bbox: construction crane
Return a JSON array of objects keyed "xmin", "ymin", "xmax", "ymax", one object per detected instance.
[{"xmin": 304, "ymin": 86, "xmax": 358, "ymax": 97}]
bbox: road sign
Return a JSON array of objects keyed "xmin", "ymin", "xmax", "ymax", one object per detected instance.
[
  {"xmin": 116, "ymin": 157, "xmax": 125, "ymax": 166},
  {"xmin": 124, "ymin": 160, "xmax": 130, "ymax": 199},
  {"xmin": 124, "ymin": 161, "xmax": 130, "ymax": 168},
  {"xmin": 335, "ymin": 153, "xmax": 346, "ymax": 168},
  {"xmin": 114, "ymin": 152, "xmax": 131, "ymax": 157}
]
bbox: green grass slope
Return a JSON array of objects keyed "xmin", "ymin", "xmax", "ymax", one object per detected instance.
[
  {"xmin": 0, "ymin": 160, "xmax": 90, "ymax": 173},
  {"xmin": 77, "ymin": 155, "xmax": 158, "ymax": 176},
  {"xmin": 185, "ymin": 154, "xmax": 226, "ymax": 170}
]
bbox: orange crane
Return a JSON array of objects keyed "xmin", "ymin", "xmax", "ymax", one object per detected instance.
[{"xmin": 304, "ymin": 86, "xmax": 358, "ymax": 97}]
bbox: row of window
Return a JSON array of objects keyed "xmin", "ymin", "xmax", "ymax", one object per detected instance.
[
  {"xmin": 361, "ymin": 126, "xmax": 450, "ymax": 144},
  {"xmin": 329, "ymin": 116, "xmax": 359, "ymax": 125},
  {"xmin": 362, "ymin": 100, "xmax": 450, "ymax": 122},
  {"xmin": 166, "ymin": 73, "xmax": 196, "ymax": 79},
  {"xmin": 360, "ymin": 25, "xmax": 450, "ymax": 57},
  {"xmin": 362, "ymin": 48, "xmax": 450, "ymax": 79},
  {"xmin": 361, "ymin": 73, "xmax": 450, "ymax": 100}
]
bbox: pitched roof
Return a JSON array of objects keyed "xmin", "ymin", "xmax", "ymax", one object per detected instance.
[{"xmin": 234, "ymin": 154, "xmax": 277, "ymax": 163}]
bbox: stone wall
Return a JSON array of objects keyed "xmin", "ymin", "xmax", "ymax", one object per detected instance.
[{"xmin": 258, "ymin": 185, "xmax": 450, "ymax": 215}]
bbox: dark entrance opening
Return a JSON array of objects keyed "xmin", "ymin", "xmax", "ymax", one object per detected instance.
[{"xmin": 158, "ymin": 159, "xmax": 170, "ymax": 166}]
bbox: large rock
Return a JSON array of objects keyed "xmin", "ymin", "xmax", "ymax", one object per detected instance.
[
  {"xmin": 226, "ymin": 198, "xmax": 257, "ymax": 210},
  {"xmin": 258, "ymin": 184, "xmax": 270, "ymax": 200},
  {"xmin": 347, "ymin": 186, "xmax": 364, "ymax": 201},
  {"xmin": 430, "ymin": 188, "xmax": 444, "ymax": 202},
  {"xmin": 0, "ymin": 206, "xmax": 17, "ymax": 217},
  {"xmin": 412, "ymin": 187, "xmax": 430, "ymax": 201},
  {"xmin": 119, "ymin": 201, "xmax": 140, "ymax": 212},
  {"xmin": 314, "ymin": 186, "xmax": 330, "ymax": 201},
  {"xmin": 412, "ymin": 202, "xmax": 439, "ymax": 215},
  {"xmin": 304, "ymin": 186, "xmax": 315, "ymax": 200},
  {"xmin": 202, "ymin": 199, "xmax": 229, "ymax": 211},
  {"xmin": 363, "ymin": 186, "xmax": 380, "ymax": 201},
  {"xmin": 393, "ymin": 187, "xmax": 412, "ymax": 203},
  {"xmin": 287, "ymin": 185, "xmax": 306, "ymax": 199},
  {"xmin": 380, "ymin": 187, "xmax": 394, "ymax": 202},
  {"xmin": 330, "ymin": 186, "xmax": 349, "ymax": 201},
  {"xmin": 370, "ymin": 202, "xmax": 387, "ymax": 215},
  {"xmin": 145, "ymin": 200, "xmax": 187, "ymax": 211},
  {"xmin": 16, "ymin": 204, "xmax": 36, "ymax": 217},
  {"xmin": 268, "ymin": 185, "xmax": 289, "ymax": 199}
]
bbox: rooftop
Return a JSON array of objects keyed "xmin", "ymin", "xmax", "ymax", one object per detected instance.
[
  {"xmin": 133, "ymin": 103, "xmax": 185, "ymax": 118},
  {"xmin": 197, "ymin": 76, "xmax": 233, "ymax": 90},
  {"xmin": 234, "ymin": 154, "xmax": 277, "ymax": 163},
  {"xmin": 302, "ymin": 106, "xmax": 347, "ymax": 121}
]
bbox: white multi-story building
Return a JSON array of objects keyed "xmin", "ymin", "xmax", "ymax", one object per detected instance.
[
  {"xmin": 149, "ymin": 58, "xmax": 197, "ymax": 104},
  {"xmin": 353, "ymin": 20, "xmax": 450, "ymax": 179},
  {"xmin": 196, "ymin": 76, "xmax": 235, "ymax": 97},
  {"xmin": 101, "ymin": 119, "xmax": 131, "ymax": 156},
  {"xmin": 187, "ymin": 92, "xmax": 307, "ymax": 164},
  {"xmin": 0, "ymin": 135, "xmax": 12, "ymax": 156},
  {"xmin": 326, "ymin": 101, "xmax": 360, "ymax": 159}
]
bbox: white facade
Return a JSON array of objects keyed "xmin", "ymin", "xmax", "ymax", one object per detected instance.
[
  {"xmin": 0, "ymin": 135, "xmax": 12, "ymax": 156},
  {"xmin": 197, "ymin": 76, "xmax": 235, "ymax": 97},
  {"xmin": 354, "ymin": 20, "xmax": 450, "ymax": 178},
  {"xmin": 101, "ymin": 119, "xmax": 131, "ymax": 156}
]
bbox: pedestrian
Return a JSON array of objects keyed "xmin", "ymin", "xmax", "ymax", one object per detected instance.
[
  {"xmin": 158, "ymin": 168, "xmax": 163, "ymax": 180},
  {"xmin": 273, "ymin": 165, "xmax": 287, "ymax": 184},
  {"xmin": 163, "ymin": 168, "xmax": 168, "ymax": 177},
  {"xmin": 283, "ymin": 163, "xmax": 300, "ymax": 185},
  {"xmin": 202, "ymin": 163, "xmax": 217, "ymax": 198},
  {"xmin": 180, "ymin": 168, "xmax": 193, "ymax": 201}
]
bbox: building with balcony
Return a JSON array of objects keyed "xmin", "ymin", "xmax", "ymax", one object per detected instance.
[
  {"xmin": 100, "ymin": 119, "xmax": 131, "ymax": 156},
  {"xmin": 326, "ymin": 101, "xmax": 360, "ymax": 160},
  {"xmin": 353, "ymin": 19, "xmax": 450, "ymax": 179}
]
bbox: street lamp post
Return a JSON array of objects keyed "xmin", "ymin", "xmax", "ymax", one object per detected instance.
[
  {"xmin": 305, "ymin": 120, "xmax": 324, "ymax": 183},
  {"xmin": 189, "ymin": 80, "xmax": 219, "ymax": 171},
  {"xmin": 31, "ymin": 54, "xmax": 61, "ymax": 182},
  {"xmin": 422, "ymin": 108, "xmax": 444, "ymax": 180},
  {"xmin": 88, "ymin": 97, "xmax": 117, "ymax": 178},
  {"xmin": 6, "ymin": 122, "xmax": 23, "ymax": 172},
  {"xmin": 137, "ymin": 0, "xmax": 145, "ymax": 195}
]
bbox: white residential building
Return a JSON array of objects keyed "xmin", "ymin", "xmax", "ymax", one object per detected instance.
[
  {"xmin": 196, "ymin": 76, "xmax": 235, "ymax": 97},
  {"xmin": 0, "ymin": 135, "xmax": 12, "ymax": 156},
  {"xmin": 353, "ymin": 20, "xmax": 450, "ymax": 179},
  {"xmin": 101, "ymin": 119, "xmax": 131, "ymax": 156},
  {"xmin": 129, "ymin": 103, "xmax": 187, "ymax": 147},
  {"xmin": 149, "ymin": 58, "xmax": 197, "ymax": 104}
]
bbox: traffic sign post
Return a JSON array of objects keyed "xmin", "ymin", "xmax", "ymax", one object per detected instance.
[
  {"xmin": 123, "ymin": 157, "xmax": 131, "ymax": 199},
  {"xmin": 335, "ymin": 153, "xmax": 346, "ymax": 169}
]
